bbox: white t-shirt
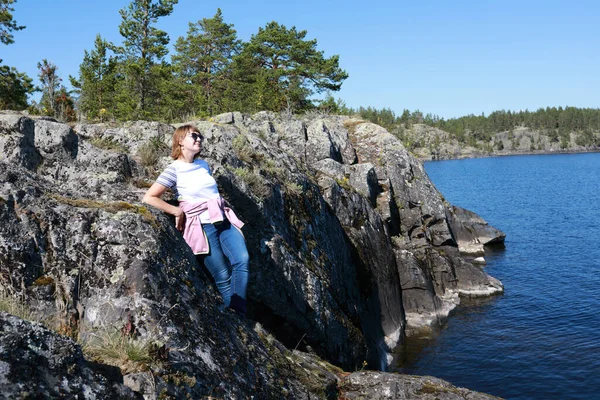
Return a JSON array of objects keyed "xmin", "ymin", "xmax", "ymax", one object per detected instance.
[{"xmin": 156, "ymin": 159, "xmax": 222, "ymax": 223}]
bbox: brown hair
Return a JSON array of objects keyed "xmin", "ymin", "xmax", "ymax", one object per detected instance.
[{"xmin": 170, "ymin": 124, "xmax": 201, "ymax": 160}]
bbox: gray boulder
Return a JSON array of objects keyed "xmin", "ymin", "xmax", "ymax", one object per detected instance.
[
  {"xmin": 339, "ymin": 371, "xmax": 500, "ymax": 399},
  {"xmin": 446, "ymin": 205, "xmax": 506, "ymax": 255},
  {"xmin": 0, "ymin": 312, "xmax": 140, "ymax": 399}
]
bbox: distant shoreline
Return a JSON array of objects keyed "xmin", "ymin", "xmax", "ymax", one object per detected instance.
[{"xmin": 421, "ymin": 147, "xmax": 600, "ymax": 162}]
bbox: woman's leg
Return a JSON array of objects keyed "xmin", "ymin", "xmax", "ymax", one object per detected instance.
[
  {"xmin": 219, "ymin": 221, "xmax": 249, "ymax": 300},
  {"xmin": 201, "ymin": 223, "xmax": 233, "ymax": 306}
]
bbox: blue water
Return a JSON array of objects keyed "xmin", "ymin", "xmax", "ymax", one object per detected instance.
[{"xmin": 398, "ymin": 153, "xmax": 600, "ymax": 399}]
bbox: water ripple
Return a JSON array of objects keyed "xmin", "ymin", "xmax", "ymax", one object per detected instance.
[{"xmin": 398, "ymin": 153, "xmax": 600, "ymax": 400}]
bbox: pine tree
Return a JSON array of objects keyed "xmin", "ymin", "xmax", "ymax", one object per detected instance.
[
  {"xmin": 0, "ymin": 64, "xmax": 34, "ymax": 109},
  {"xmin": 172, "ymin": 9, "xmax": 241, "ymax": 117},
  {"xmin": 116, "ymin": 0, "xmax": 178, "ymax": 119},
  {"xmin": 0, "ymin": 0, "xmax": 24, "ymax": 45},
  {"xmin": 240, "ymin": 21, "xmax": 348, "ymax": 112},
  {"xmin": 70, "ymin": 34, "xmax": 118, "ymax": 121},
  {"xmin": 0, "ymin": 0, "xmax": 34, "ymax": 110}
]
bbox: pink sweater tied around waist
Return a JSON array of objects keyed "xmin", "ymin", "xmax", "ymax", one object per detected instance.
[{"xmin": 179, "ymin": 197, "xmax": 244, "ymax": 255}]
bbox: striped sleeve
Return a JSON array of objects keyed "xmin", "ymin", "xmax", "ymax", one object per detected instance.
[
  {"xmin": 156, "ymin": 165, "xmax": 177, "ymax": 189},
  {"xmin": 204, "ymin": 160, "xmax": 212, "ymax": 176}
]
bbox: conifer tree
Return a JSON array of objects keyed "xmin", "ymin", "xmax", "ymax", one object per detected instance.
[
  {"xmin": 116, "ymin": 0, "xmax": 178, "ymax": 119},
  {"xmin": 0, "ymin": 65, "xmax": 33, "ymax": 110},
  {"xmin": 172, "ymin": 8, "xmax": 241, "ymax": 116},
  {"xmin": 0, "ymin": 0, "xmax": 24, "ymax": 45},
  {"xmin": 240, "ymin": 21, "xmax": 348, "ymax": 112},
  {"xmin": 70, "ymin": 34, "xmax": 118, "ymax": 121},
  {"xmin": 0, "ymin": 0, "xmax": 34, "ymax": 110}
]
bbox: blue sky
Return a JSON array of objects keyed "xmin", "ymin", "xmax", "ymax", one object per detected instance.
[{"xmin": 3, "ymin": 0, "xmax": 599, "ymax": 119}]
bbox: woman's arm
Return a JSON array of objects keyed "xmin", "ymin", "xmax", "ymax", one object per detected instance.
[{"xmin": 142, "ymin": 183, "xmax": 185, "ymax": 231}]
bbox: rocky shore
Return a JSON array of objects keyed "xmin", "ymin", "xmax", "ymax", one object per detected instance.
[
  {"xmin": 0, "ymin": 111, "xmax": 504, "ymax": 398},
  {"xmin": 401, "ymin": 123, "xmax": 600, "ymax": 161}
]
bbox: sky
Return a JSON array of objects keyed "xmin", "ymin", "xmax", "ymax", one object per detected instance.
[{"xmin": 2, "ymin": 0, "xmax": 599, "ymax": 119}]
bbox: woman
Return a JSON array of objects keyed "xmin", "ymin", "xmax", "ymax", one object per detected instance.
[{"xmin": 143, "ymin": 125, "xmax": 249, "ymax": 316}]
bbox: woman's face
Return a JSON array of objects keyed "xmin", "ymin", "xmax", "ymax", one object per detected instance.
[{"xmin": 180, "ymin": 130, "xmax": 204, "ymax": 154}]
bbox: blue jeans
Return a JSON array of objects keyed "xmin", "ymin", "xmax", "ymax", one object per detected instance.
[{"xmin": 200, "ymin": 220, "xmax": 249, "ymax": 307}]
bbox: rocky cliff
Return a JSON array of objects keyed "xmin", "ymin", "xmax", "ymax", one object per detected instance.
[
  {"xmin": 0, "ymin": 110, "xmax": 504, "ymax": 398},
  {"xmin": 400, "ymin": 123, "xmax": 600, "ymax": 160}
]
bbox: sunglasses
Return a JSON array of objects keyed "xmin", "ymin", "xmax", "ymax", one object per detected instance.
[{"xmin": 186, "ymin": 132, "xmax": 204, "ymax": 142}]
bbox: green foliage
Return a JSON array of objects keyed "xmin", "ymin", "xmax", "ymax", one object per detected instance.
[
  {"xmin": 37, "ymin": 59, "xmax": 61, "ymax": 116},
  {"xmin": 436, "ymin": 107, "xmax": 600, "ymax": 143},
  {"xmin": 0, "ymin": 1, "xmax": 34, "ymax": 110},
  {"xmin": 0, "ymin": 63, "xmax": 34, "ymax": 109},
  {"xmin": 316, "ymin": 93, "xmax": 353, "ymax": 115},
  {"xmin": 355, "ymin": 106, "xmax": 398, "ymax": 131},
  {"xmin": 54, "ymin": 87, "xmax": 76, "ymax": 121},
  {"xmin": 345, "ymin": 104, "xmax": 600, "ymax": 153},
  {"xmin": 69, "ymin": 6, "xmax": 350, "ymax": 120},
  {"xmin": 229, "ymin": 165, "xmax": 270, "ymax": 199},
  {"xmin": 239, "ymin": 21, "xmax": 348, "ymax": 112},
  {"xmin": 284, "ymin": 181, "xmax": 303, "ymax": 196},
  {"xmin": 70, "ymin": 35, "xmax": 119, "ymax": 121},
  {"xmin": 115, "ymin": 0, "xmax": 178, "ymax": 120},
  {"xmin": 171, "ymin": 8, "xmax": 241, "ymax": 118},
  {"xmin": 0, "ymin": 0, "xmax": 24, "ymax": 45},
  {"xmin": 560, "ymin": 133, "xmax": 570, "ymax": 149},
  {"xmin": 575, "ymin": 129, "xmax": 595, "ymax": 147},
  {"xmin": 547, "ymin": 129, "xmax": 559, "ymax": 143},
  {"xmin": 262, "ymin": 159, "xmax": 284, "ymax": 177}
]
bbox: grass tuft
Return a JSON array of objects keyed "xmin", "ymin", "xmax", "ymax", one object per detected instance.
[
  {"xmin": 137, "ymin": 137, "xmax": 169, "ymax": 168},
  {"xmin": 232, "ymin": 134, "xmax": 256, "ymax": 163},
  {"xmin": 81, "ymin": 329, "xmax": 161, "ymax": 374},
  {"xmin": 49, "ymin": 194, "xmax": 158, "ymax": 229},
  {"xmin": 342, "ymin": 119, "xmax": 367, "ymax": 135},
  {"xmin": 0, "ymin": 290, "xmax": 34, "ymax": 321},
  {"xmin": 284, "ymin": 181, "xmax": 303, "ymax": 196},
  {"xmin": 228, "ymin": 166, "xmax": 270, "ymax": 200},
  {"xmin": 89, "ymin": 137, "xmax": 127, "ymax": 153},
  {"xmin": 129, "ymin": 177, "xmax": 153, "ymax": 189}
]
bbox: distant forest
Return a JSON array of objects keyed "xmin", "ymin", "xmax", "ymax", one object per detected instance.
[{"xmin": 348, "ymin": 105, "xmax": 600, "ymax": 147}]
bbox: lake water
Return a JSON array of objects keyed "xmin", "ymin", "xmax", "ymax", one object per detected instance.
[{"xmin": 397, "ymin": 153, "xmax": 600, "ymax": 399}]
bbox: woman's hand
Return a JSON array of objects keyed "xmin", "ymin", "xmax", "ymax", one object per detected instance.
[
  {"xmin": 143, "ymin": 183, "xmax": 185, "ymax": 231},
  {"xmin": 174, "ymin": 208, "xmax": 185, "ymax": 232}
]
